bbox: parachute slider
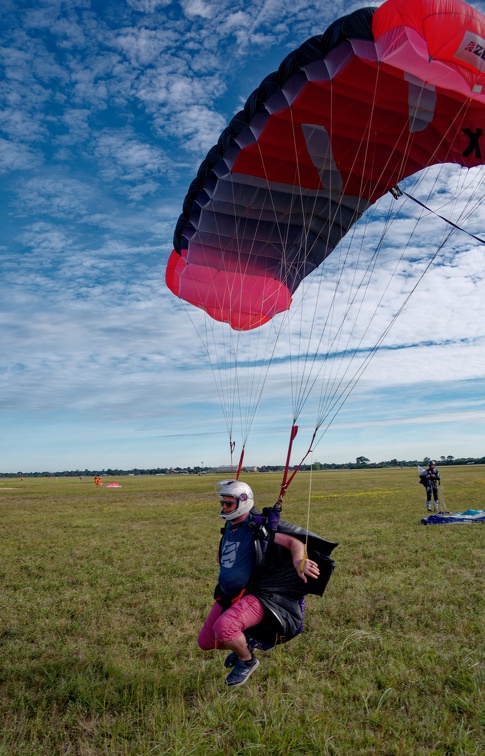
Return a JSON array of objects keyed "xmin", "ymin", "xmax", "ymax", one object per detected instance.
[{"xmin": 390, "ymin": 185, "xmax": 403, "ymax": 199}]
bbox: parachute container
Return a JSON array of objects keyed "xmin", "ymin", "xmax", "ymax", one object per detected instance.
[{"xmin": 166, "ymin": 0, "xmax": 485, "ymax": 330}]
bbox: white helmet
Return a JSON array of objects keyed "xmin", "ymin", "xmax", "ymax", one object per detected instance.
[{"xmin": 214, "ymin": 479, "xmax": 254, "ymax": 521}]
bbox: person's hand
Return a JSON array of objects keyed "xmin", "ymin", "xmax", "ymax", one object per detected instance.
[{"xmin": 294, "ymin": 558, "xmax": 320, "ymax": 583}]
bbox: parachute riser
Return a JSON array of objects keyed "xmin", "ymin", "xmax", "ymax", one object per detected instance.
[
  {"xmin": 229, "ymin": 439, "xmax": 245, "ymax": 481},
  {"xmin": 235, "ymin": 447, "xmax": 245, "ymax": 481},
  {"xmin": 277, "ymin": 425, "xmax": 318, "ymax": 503},
  {"xmin": 278, "ymin": 424, "xmax": 299, "ymax": 504}
]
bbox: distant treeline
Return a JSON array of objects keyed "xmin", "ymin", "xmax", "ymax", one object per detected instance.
[{"xmin": 2, "ymin": 456, "xmax": 484, "ymax": 477}]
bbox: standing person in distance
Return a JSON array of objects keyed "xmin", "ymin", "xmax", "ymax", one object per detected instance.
[{"xmin": 419, "ymin": 460, "xmax": 441, "ymax": 511}]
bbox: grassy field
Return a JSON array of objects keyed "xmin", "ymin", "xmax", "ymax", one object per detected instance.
[{"xmin": 0, "ymin": 468, "xmax": 483, "ymax": 755}]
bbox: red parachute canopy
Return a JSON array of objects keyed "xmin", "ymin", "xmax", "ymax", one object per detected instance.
[{"xmin": 166, "ymin": 0, "xmax": 485, "ymax": 331}]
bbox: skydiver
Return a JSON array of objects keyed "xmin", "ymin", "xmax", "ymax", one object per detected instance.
[
  {"xmin": 197, "ymin": 479, "xmax": 336, "ymax": 688},
  {"xmin": 419, "ymin": 461, "xmax": 441, "ymax": 511}
]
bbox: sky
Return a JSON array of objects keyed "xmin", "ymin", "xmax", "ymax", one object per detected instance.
[{"xmin": 2, "ymin": 0, "xmax": 485, "ymax": 474}]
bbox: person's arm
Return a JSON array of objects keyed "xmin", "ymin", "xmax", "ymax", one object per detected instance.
[{"xmin": 274, "ymin": 532, "xmax": 320, "ymax": 583}]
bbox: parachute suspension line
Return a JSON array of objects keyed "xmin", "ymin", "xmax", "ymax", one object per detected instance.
[
  {"xmin": 299, "ymin": 452, "xmax": 313, "ymax": 573},
  {"xmin": 252, "ymin": 60, "xmax": 403, "ymax": 444},
  {"xmin": 305, "ymin": 452, "xmax": 313, "ymax": 535},
  {"xmin": 279, "ymin": 72, "xmax": 468, "ymax": 449},
  {"xmin": 285, "ymin": 104, "xmax": 315, "ymax": 419},
  {"xmin": 205, "ymin": 311, "xmax": 243, "ymax": 446},
  {"xmin": 224, "ymin": 150, "xmax": 298, "ymax": 440},
  {"xmin": 292, "ymin": 71, "xmax": 464, "ymax": 436},
  {"xmin": 286, "ymin": 65, "xmax": 386, "ymax": 423},
  {"xmin": 177, "ymin": 205, "xmax": 261, "ymax": 448},
  {"xmin": 368, "ymin": 74, "xmax": 465, "ymax": 203},
  {"xmin": 397, "ymin": 97, "xmax": 480, "ymax": 235},
  {"xmin": 196, "ymin": 144, "xmax": 275, "ymax": 455},
  {"xmin": 257, "ymin": 64, "xmax": 413, "ymax": 471},
  {"xmin": 250, "ymin": 110, "xmax": 325, "ymax": 442},
  {"xmin": 314, "ymin": 164, "xmax": 437, "ymax": 426},
  {"xmin": 313, "ymin": 202, "xmax": 397, "ymax": 430},
  {"xmin": 391, "ymin": 96, "xmax": 480, "ymax": 227},
  {"xmin": 192, "ymin": 155, "xmax": 291, "ymax": 463},
  {"xmin": 199, "ymin": 312, "xmax": 251, "ymax": 474},
  {"xmin": 226, "ymin": 320, "xmax": 284, "ymax": 463},
  {"xmin": 447, "ymin": 164, "xmax": 485, "ymax": 230},
  {"xmin": 312, "ymin": 190, "xmax": 445, "ymax": 435},
  {"xmin": 183, "ymin": 303, "xmax": 251, "ymax": 476},
  {"xmin": 253, "ymin": 107, "xmax": 306, "ymax": 418},
  {"xmin": 289, "ymin": 78, "xmax": 339, "ymax": 413},
  {"xmin": 313, "ymin": 70, "xmax": 432, "ymax": 439},
  {"xmin": 313, "ymin": 207, "xmax": 398, "ymax": 424},
  {"xmin": 285, "ymin": 66, "xmax": 391, "ymax": 431},
  {"xmin": 179, "ymin": 298, "xmax": 265, "ymax": 470},
  {"xmin": 280, "ymin": 88, "xmax": 355, "ymax": 423},
  {"xmin": 264, "ymin": 89, "xmax": 350, "ymax": 425},
  {"xmin": 295, "ymin": 86, "xmax": 359, "ymax": 421},
  {"xmin": 180, "ymin": 300, "xmax": 233, "ymax": 435},
  {"xmin": 400, "ymin": 190, "xmax": 485, "ymax": 245},
  {"xmin": 310, "ymin": 222, "xmax": 460, "ymax": 452},
  {"xmin": 285, "ymin": 163, "xmax": 485, "ymax": 462}
]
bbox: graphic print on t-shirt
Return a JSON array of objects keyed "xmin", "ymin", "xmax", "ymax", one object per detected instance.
[{"xmin": 220, "ymin": 541, "xmax": 239, "ymax": 568}]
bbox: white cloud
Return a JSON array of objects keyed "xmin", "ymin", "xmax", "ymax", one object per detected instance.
[
  {"xmin": 14, "ymin": 176, "xmax": 95, "ymax": 219},
  {"xmin": 0, "ymin": 138, "xmax": 43, "ymax": 172},
  {"xmin": 110, "ymin": 26, "xmax": 178, "ymax": 66},
  {"xmin": 126, "ymin": 0, "xmax": 172, "ymax": 11},
  {"xmin": 92, "ymin": 128, "xmax": 174, "ymax": 190},
  {"xmin": 180, "ymin": 0, "xmax": 214, "ymax": 20}
]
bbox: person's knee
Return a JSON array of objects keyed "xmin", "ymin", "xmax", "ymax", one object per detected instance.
[
  {"xmin": 212, "ymin": 614, "xmax": 242, "ymax": 645},
  {"xmin": 212, "ymin": 616, "xmax": 228, "ymax": 644},
  {"xmin": 197, "ymin": 628, "xmax": 217, "ymax": 651}
]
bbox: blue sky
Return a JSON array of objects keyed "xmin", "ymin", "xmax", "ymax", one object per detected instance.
[{"xmin": 2, "ymin": 0, "xmax": 485, "ymax": 474}]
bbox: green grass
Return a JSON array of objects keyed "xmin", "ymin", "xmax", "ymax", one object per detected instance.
[{"xmin": 0, "ymin": 469, "xmax": 484, "ymax": 755}]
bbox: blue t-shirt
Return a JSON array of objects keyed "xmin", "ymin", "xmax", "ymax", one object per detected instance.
[{"xmin": 218, "ymin": 521, "xmax": 255, "ymax": 597}]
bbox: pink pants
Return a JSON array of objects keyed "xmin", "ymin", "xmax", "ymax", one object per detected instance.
[{"xmin": 197, "ymin": 595, "xmax": 265, "ymax": 650}]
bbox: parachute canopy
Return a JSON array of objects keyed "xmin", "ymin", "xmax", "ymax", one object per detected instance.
[
  {"xmin": 166, "ymin": 0, "xmax": 485, "ymax": 330},
  {"xmin": 422, "ymin": 509, "xmax": 485, "ymax": 523}
]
